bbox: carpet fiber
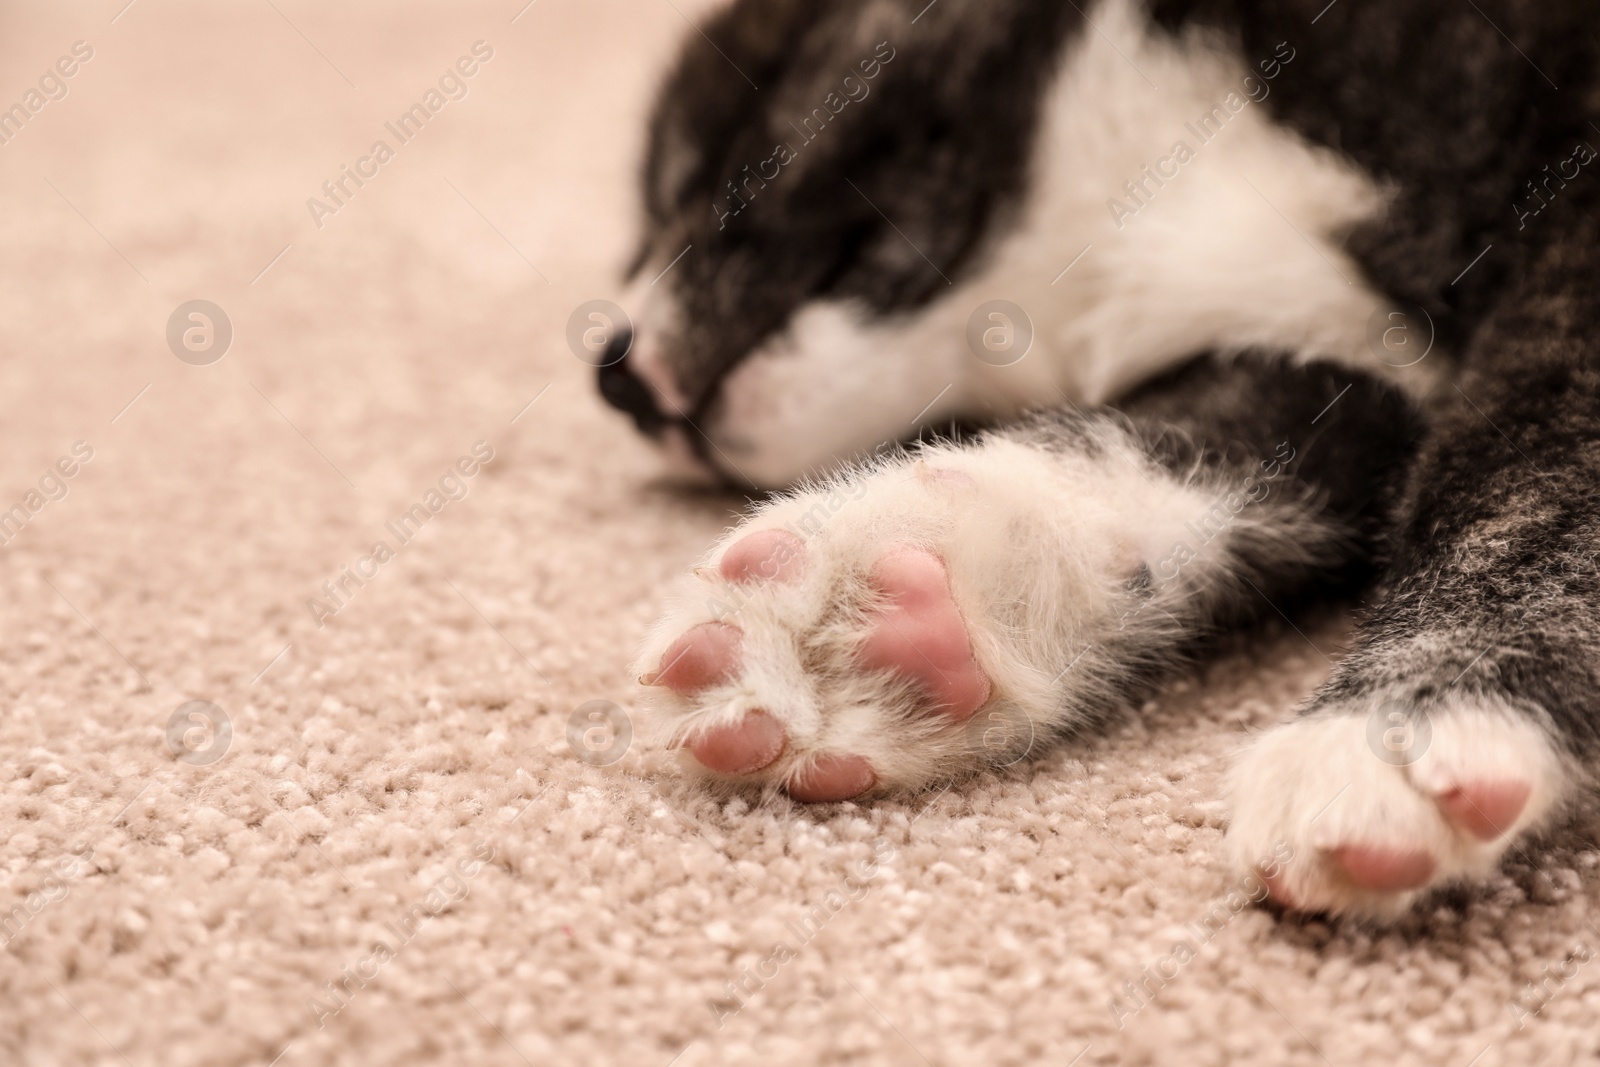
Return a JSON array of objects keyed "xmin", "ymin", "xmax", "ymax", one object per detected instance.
[{"xmin": 3, "ymin": 2, "xmax": 1599, "ymax": 1064}]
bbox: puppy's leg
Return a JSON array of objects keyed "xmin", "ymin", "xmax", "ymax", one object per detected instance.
[
  {"xmin": 1229, "ymin": 216, "xmax": 1600, "ymax": 919},
  {"xmin": 639, "ymin": 355, "xmax": 1419, "ymax": 800}
]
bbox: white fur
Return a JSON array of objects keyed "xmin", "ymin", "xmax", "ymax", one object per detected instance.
[
  {"xmin": 630, "ymin": 0, "xmax": 1414, "ymax": 487},
  {"xmin": 636, "ymin": 427, "xmax": 1332, "ymax": 794},
  {"xmin": 1227, "ymin": 699, "xmax": 1572, "ymax": 920}
]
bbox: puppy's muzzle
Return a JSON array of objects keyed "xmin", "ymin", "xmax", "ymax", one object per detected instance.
[{"xmin": 596, "ymin": 328, "xmax": 670, "ymax": 435}]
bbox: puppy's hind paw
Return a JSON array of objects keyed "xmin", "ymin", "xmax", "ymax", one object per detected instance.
[{"xmin": 1226, "ymin": 698, "xmax": 1570, "ymax": 919}]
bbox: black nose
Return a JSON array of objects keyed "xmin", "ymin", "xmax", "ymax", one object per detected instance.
[{"xmin": 596, "ymin": 330, "xmax": 668, "ymax": 434}]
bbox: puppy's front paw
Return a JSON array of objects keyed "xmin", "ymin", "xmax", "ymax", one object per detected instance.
[
  {"xmin": 1227, "ymin": 700, "xmax": 1570, "ymax": 919},
  {"xmin": 636, "ymin": 431, "xmax": 1249, "ymax": 800},
  {"xmin": 635, "ymin": 441, "xmax": 1106, "ymax": 800},
  {"xmin": 640, "ymin": 532, "xmax": 990, "ymax": 800}
]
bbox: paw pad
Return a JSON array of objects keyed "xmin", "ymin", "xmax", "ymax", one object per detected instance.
[
  {"xmin": 644, "ymin": 531, "xmax": 994, "ymax": 801},
  {"xmin": 787, "ymin": 754, "xmax": 877, "ymax": 803},
  {"xmin": 643, "ymin": 621, "xmax": 741, "ymax": 693},
  {"xmin": 1330, "ymin": 845, "xmax": 1437, "ymax": 892},
  {"xmin": 1229, "ymin": 705, "xmax": 1564, "ymax": 919},
  {"xmin": 718, "ymin": 529, "xmax": 807, "ymax": 585},
  {"xmin": 859, "ymin": 546, "xmax": 991, "ymax": 722},
  {"xmin": 687, "ymin": 709, "xmax": 787, "ymax": 775},
  {"xmin": 1433, "ymin": 780, "xmax": 1531, "ymax": 841}
]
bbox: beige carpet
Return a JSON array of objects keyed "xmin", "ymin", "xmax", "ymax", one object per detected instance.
[{"xmin": 2, "ymin": 2, "xmax": 1599, "ymax": 1064}]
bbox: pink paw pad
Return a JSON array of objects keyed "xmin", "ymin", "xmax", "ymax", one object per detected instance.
[
  {"xmin": 688, "ymin": 709, "xmax": 787, "ymax": 775},
  {"xmin": 1434, "ymin": 780, "xmax": 1530, "ymax": 841},
  {"xmin": 1259, "ymin": 868, "xmax": 1305, "ymax": 912},
  {"xmin": 787, "ymin": 754, "xmax": 877, "ymax": 802},
  {"xmin": 718, "ymin": 529, "xmax": 807, "ymax": 585},
  {"xmin": 1330, "ymin": 845, "xmax": 1436, "ymax": 892},
  {"xmin": 644, "ymin": 622, "xmax": 742, "ymax": 694},
  {"xmin": 858, "ymin": 545, "xmax": 991, "ymax": 721}
]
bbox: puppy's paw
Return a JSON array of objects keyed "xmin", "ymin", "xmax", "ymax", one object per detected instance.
[
  {"xmin": 641, "ymin": 535, "xmax": 989, "ymax": 800},
  {"xmin": 635, "ymin": 439, "xmax": 1144, "ymax": 799},
  {"xmin": 1226, "ymin": 699, "xmax": 1570, "ymax": 919}
]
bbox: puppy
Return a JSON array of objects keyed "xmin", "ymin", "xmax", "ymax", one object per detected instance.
[{"xmin": 599, "ymin": 0, "xmax": 1600, "ymax": 920}]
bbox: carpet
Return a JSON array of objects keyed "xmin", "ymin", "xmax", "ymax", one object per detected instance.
[{"xmin": 2, "ymin": 2, "xmax": 1599, "ymax": 1064}]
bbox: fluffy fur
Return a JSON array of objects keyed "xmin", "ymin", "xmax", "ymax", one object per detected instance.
[
  {"xmin": 609, "ymin": 0, "xmax": 1600, "ymax": 920},
  {"xmin": 621, "ymin": 0, "xmax": 1398, "ymax": 486}
]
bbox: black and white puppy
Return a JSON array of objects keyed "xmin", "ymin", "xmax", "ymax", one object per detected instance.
[{"xmin": 600, "ymin": 0, "xmax": 1600, "ymax": 920}]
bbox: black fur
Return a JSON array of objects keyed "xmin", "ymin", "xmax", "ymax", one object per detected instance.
[
  {"xmin": 1315, "ymin": 188, "xmax": 1600, "ymax": 752},
  {"xmin": 1137, "ymin": 0, "xmax": 1600, "ymax": 750},
  {"xmin": 1005, "ymin": 354, "xmax": 1424, "ymax": 711},
  {"xmin": 636, "ymin": 0, "xmax": 1083, "ymax": 416},
  {"xmin": 1149, "ymin": 0, "xmax": 1600, "ymax": 361},
  {"xmin": 1123, "ymin": 354, "xmax": 1423, "ymax": 594}
]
